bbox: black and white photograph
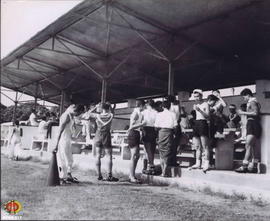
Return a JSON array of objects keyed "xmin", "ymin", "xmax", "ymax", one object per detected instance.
[{"xmin": 1, "ymin": 0, "xmax": 270, "ymax": 220}]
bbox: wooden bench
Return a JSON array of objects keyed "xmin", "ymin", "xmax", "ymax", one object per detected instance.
[{"xmin": 1, "ymin": 138, "xmax": 9, "ymax": 147}]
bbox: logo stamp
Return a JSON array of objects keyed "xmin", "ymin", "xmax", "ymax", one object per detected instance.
[{"xmin": 3, "ymin": 200, "xmax": 22, "ymax": 215}]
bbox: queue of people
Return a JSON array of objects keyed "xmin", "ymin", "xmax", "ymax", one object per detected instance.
[{"xmin": 8, "ymin": 87, "xmax": 261, "ymax": 185}]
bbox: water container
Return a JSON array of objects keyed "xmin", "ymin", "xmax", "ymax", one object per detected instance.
[{"xmin": 215, "ymin": 132, "xmax": 234, "ymax": 170}]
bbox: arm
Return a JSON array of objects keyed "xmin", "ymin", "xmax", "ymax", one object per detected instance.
[
  {"xmin": 217, "ymin": 95, "xmax": 227, "ymax": 108},
  {"xmin": 238, "ymin": 101, "xmax": 259, "ymax": 117},
  {"xmin": 129, "ymin": 112, "xmax": 144, "ymax": 131},
  {"xmin": 111, "ymin": 103, "xmax": 116, "ymax": 115},
  {"xmin": 80, "ymin": 107, "xmax": 97, "ymax": 120}
]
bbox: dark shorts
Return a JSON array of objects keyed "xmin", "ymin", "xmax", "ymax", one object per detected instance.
[
  {"xmin": 193, "ymin": 120, "xmax": 209, "ymax": 138},
  {"xmin": 142, "ymin": 126, "xmax": 156, "ymax": 152},
  {"xmin": 127, "ymin": 130, "xmax": 140, "ymax": 148},
  {"xmin": 94, "ymin": 130, "xmax": 111, "ymax": 148},
  {"xmin": 142, "ymin": 127, "xmax": 156, "ymax": 143},
  {"xmin": 247, "ymin": 120, "xmax": 261, "ymax": 138}
]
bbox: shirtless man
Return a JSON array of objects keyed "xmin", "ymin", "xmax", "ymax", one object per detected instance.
[
  {"xmin": 127, "ymin": 99, "xmax": 145, "ymax": 183},
  {"xmin": 54, "ymin": 104, "xmax": 84, "ymax": 184}
]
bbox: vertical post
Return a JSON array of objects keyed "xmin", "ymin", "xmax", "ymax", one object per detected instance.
[
  {"xmin": 256, "ymin": 80, "xmax": 270, "ymax": 174},
  {"xmin": 101, "ymin": 78, "xmax": 107, "ymax": 103},
  {"xmin": 168, "ymin": 62, "xmax": 174, "ymax": 95},
  {"xmin": 60, "ymin": 90, "xmax": 66, "ymax": 115},
  {"xmin": 34, "ymin": 82, "xmax": 38, "ymax": 110},
  {"xmin": 12, "ymin": 91, "xmax": 18, "ymax": 124}
]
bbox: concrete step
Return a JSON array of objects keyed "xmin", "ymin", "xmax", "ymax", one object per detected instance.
[
  {"xmin": 178, "ymin": 150, "xmax": 195, "ymax": 158},
  {"xmin": 181, "ymin": 168, "xmax": 270, "ymax": 191}
]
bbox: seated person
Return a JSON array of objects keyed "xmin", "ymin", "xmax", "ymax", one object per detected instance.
[
  {"xmin": 28, "ymin": 108, "xmax": 39, "ymax": 126},
  {"xmin": 37, "ymin": 116, "xmax": 49, "ymax": 139},
  {"xmin": 227, "ymin": 104, "xmax": 241, "ymax": 129}
]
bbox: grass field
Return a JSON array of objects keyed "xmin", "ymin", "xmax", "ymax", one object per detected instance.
[{"xmin": 1, "ymin": 154, "xmax": 270, "ymax": 220}]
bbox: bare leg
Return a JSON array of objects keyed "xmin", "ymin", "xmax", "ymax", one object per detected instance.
[
  {"xmin": 104, "ymin": 148, "xmax": 113, "ymax": 176},
  {"xmin": 189, "ymin": 137, "xmax": 202, "ymax": 169},
  {"xmin": 200, "ymin": 135, "xmax": 210, "ymax": 172},
  {"xmin": 244, "ymin": 135, "xmax": 256, "ymax": 169},
  {"xmin": 95, "ymin": 147, "xmax": 102, "ymax": 178},
  {"xmin": 129, "ymin": 146, "xmax": 140, "ymax": 180}
]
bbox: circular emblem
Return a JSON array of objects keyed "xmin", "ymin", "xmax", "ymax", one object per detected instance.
[{"xmin": 3, "ymin": 200, "xmax": 22, "ymax": 215}]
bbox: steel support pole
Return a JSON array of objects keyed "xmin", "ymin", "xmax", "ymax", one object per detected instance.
[
  {"xmin": 60, "ymin": 90, "xmax": 66, "ymax": 115},
  {"xmin": 34, "ymin": 83, "xmax": 38, "ymax": 110},
  {"xmin": 12, "ymin": 91, "xmax": 18, "ymax": 124},
  {"xmin": 168, "ymin": 62, "xmax": 174, "ymax": 95},
  {"xmin": 101, "ymin": 79, "xmax": 107, "ymax": 103}
]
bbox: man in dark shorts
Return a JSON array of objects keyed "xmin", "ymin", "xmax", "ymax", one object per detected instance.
[
  {"xmin": 235, "ymin": 88, "xmax": 261, "ymax": 173},
  {"xmin": 189, "ymin": 89, "xmax": 218, "ymax": 172},
  {"xmin": 141, "ymin": 99, "xmax": 157, "ymax": 175},
  {"xmin": 82, "ymin": 102, "xmax": 118, "ymax": 181},
  {"xmin": 127, "ymin": 99, "xmax": 145, "ymax": 183}
]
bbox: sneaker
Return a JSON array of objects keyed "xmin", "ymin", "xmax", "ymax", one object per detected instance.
[
  {"xmin": 129, "ymin": 177, "xmax": 141, "ymax": 184},
  {"xmin": 188, "ymin": 162, "xmax": 201, "ymax": 170},
  {"xmin": 97, "ymin": 175, "xmax": 103, "ymax": 181},
  {"xmin": 104, "ymin": 176, "xmax": 119, "ymax": 182},
  {"xmin": 67, "ymin": 174, "xmax": 79, "ymax": 183},
  {"xmin": 235, "ymin": 165, "xmax": 248, "ymax": 173},
  {"xmin": 60, "ymin": 178, "xmax": 72, "ymax": 185},
  {"xmin": 247, "ymin": 164, "xmax": 257, "ymax": 173}
]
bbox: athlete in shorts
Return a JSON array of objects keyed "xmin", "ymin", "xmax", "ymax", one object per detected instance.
[
  {"xmin": 83, "ymin": 102, "xmax": 118, "ymax": 181},
  {"xmin": 127, "ymin": 99, "xmax": 145, "ymax": 183},
  {"xmin": 189, "ymin": 90, "xmax": 218, "ymax": 172},
  {"xmin": 235, "ymin": 88, "xmax": 261, "ymax": 173}
]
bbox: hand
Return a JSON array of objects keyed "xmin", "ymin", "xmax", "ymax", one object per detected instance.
[
  {"xmin": 237, "ymin": 109, "xmax": 244, "ymax": 115},
  {"xmin": 52, "ymin": 145, "xmax": 58, "ymax": 153},
  {"xmin": 194, "ymin": 105, "xmax": 201, "ymax": 111}
]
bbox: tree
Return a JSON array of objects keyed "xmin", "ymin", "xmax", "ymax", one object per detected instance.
[{"xmin": 0, "ymin": 102, "xmax": 50, "ymax": 123}]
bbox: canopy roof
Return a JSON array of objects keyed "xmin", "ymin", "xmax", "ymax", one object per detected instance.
[{"xmin": 1, "ymin": 0, "xmax": 270, "ymax": 104}]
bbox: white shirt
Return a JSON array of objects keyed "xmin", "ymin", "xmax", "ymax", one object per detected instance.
[
  {"xmin": 154, "ymin": 109, "xmax": 177, "ymax": 129},
  {"xmin": 130, "ymin": 108, "xmax": 143, "ymax": 131},
  {"xmin": 29, "ymin": 113, "xmax": 38, "ymax": 126},
  {"xmin": 38, "ymin": 120, "xmax": 48, "ymax": 138},
  {"xmin": 170, "ymin": 104, "xmax": 180, "ymax": 121},
  {"xmin": 194, "ymin": 102, "xmax": 208, "ymax": 120},
  {"xmin": 142, "ymin": 108, "xmax": 157, "ymax": 127}
]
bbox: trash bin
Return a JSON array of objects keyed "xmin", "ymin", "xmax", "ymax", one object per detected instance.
[{"xmin": 215, "ymin": 135, "xmax": 234, "ymax": 170}]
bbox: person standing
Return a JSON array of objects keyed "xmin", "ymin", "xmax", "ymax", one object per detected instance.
[
  {"xmin": 235, "ymin": 88, "xmax": 261, "ymax": 173},
  {"xmin": 141, "ymin": 99, "xmax": 157, "ymax": 175},
  {"xmin": 189, "ymin": 90, "xmax": 218, "ymax": 172},
  {"xmin": 7, "ymin": 120, "xmax": 23, "ymax": 161},
  {"xmin": 227, "ymin": 104, "xmax": 241, "ymax": 129},
  {"xmin": 127, "ymin": 99, "xmax": 145, "ymax": 183},
  {"xmin": 28, "ymin": 108, "xmax": 39, "ymax": 126},
  {"xmin": 54, "ymin": 104, "xmax": 84, "ymax": 184},
  {"xmin": 82, "ymin": 102, "xmax": 118, "ymax": 181},
  {"xmin": 155, "ymin": 100, "xmax": 177, "ymax": 177}
]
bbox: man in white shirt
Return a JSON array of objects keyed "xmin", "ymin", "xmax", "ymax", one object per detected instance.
[
  {"xmin": 155, "ymin": 100, "xmax": 177, "ymax": 177},
  {"xmin": 28, "ymin": 109, "xmax": 39, "ymax": 126},
  {"xmin": 141, "ymin": 99, "xmax": 157, "ymax": 175}
]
